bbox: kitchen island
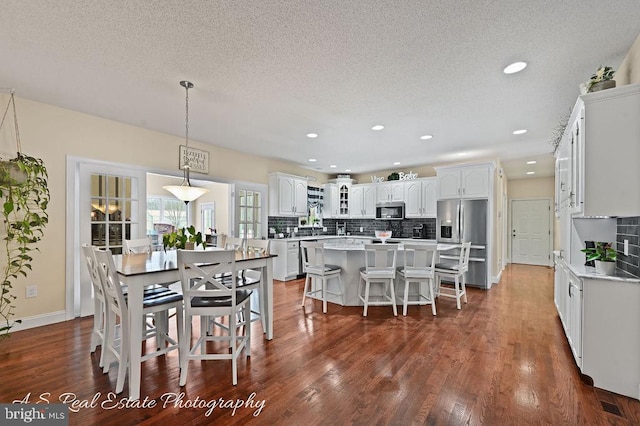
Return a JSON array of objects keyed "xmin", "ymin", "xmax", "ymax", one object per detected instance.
[{"xmin": 306, "ymin": 238, "xmax": 455, "ymax": 306}]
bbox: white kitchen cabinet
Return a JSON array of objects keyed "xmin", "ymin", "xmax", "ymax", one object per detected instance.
[
  {"xmin": 376, "ymin": 181, "xmax": 405, "ymax": 203},
  {"xmin": 268, "ymin": 173, "xmax": 307, "ymax": 217},
  {"xmin": 322, "ymin": 183, "xmax": 339, "ymax": 218},
  {"xmin": 567, "ymin": 83, "xmax": 640, "ymax": 216},
  {"xmin": 350, "ymin": 184, "xmax": 376, "ymax": 219},
  {"xmin": 404, "ymin": 178, "xmax": 437, "ymax": 218},
  {"xmin": 566, "ymin": 268, "xmax": 583, "ymax": 368},
  {"xmin": 271, "ymin": 239, "xmax": 300, "ymax": 281},
  {"xmin": 435, "ymin": 163, "xmax": 492, "ymax": 200}
]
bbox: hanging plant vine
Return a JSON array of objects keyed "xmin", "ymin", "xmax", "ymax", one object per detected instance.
[{"xmin": 0, "ymin": 91, "xmax": 50, "ymax": 338}]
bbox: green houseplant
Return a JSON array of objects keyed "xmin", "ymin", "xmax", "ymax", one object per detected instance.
[
  {"xmin": 581, "ymin": 242, "xmax": 617, "ymax": 275},
  {"xmin": 0, "ymin": 92, "xmax": 50, "ymax": 338},
  {"xmin": 162, "ymin": 225, "xmax": 206, "ymax": 251}
]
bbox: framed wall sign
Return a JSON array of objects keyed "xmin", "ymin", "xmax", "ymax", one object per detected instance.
[{"xmin": 179, "ymin": 145, "xmax": 209, "ymax": 174}]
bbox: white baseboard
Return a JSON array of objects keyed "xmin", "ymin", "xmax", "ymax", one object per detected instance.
[
  {"xmin": 492, "ymin": 269, "xmax": 502, "ymax": 284},
  {"xmin": 10, "ymin": 311, "xmax": 67, "ymax": 332}
]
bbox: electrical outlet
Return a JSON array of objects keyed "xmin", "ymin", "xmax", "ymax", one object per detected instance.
[{"xmin": 26, "ymin": 285, "xmax": 37, "ymax": 298}]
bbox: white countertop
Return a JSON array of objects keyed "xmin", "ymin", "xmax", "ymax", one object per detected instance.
[{"xmin": 565, "ymin": 263, "xmax": 640, "ymax": 283}]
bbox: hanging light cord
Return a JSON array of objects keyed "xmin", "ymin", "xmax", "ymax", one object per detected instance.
[
  {"xmin": 0, "ymin": 91, "xmax": 21, "ymax": 153},
  {"xmin": 184, "ymin": 83, "xmax": 190, "ymax": 169}
]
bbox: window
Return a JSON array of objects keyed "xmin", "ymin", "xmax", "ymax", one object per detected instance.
[
  {"xmin": 236, "ymin": 189, "xmax": 262, "ymax": 239},
  {"xmin": 146, "ymin": 196, "xmax": 188, "ymax": 232},
  {"xmin": 200, "ymin": 202, "xmax": 216, "ymax": 233}
]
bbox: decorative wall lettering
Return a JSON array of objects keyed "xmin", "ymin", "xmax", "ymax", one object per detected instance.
[
  {"xmin": 371, "ymin": 175, "xmax": 385, "ymax": 183},
  {"xmin": 398, "ymin": 171, "xmax": 418, "ymax": 180}
]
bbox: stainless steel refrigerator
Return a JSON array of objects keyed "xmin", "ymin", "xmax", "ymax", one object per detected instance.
[{"xmin": 436, "ymin": 198, "xmax": 488, "ymax": 288}]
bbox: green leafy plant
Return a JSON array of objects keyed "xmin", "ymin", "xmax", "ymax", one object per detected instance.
[
  {"xmin": 581, "ymin": 242, "xmax": 617, "ymax": 262},
  {"xmin": 162, "ymin": 225, "xmax": 206, "ymax": 250},
  {"xmin": 0, "ymin": 153, "xmax": 50, "ymax": 338},
  {"xmin": 387, "ymin": 172, "xmax": 400, "ymax": 181},
  {"xmin": 587, "ymin": 66, "xmax": 615, "ymax": 91}
]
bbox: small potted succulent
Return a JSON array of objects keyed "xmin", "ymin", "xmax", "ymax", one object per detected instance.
[{"xmin": 581, "ymin": 242, "xmax": 617, "ymax": 275}]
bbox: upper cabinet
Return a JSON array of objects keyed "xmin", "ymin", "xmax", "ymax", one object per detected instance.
[
  {"xmin": 323, "ymin": 178, "xmax": 352, "ymax": 218},
  {"xmin": 435, "ymin": 163, "xmax": 492, "ymax": 200},
  {"xmin": 350, "ymin": 184, "xmax": 377, "ymax": 219},
  {"xmin": 268, "ymin": 173, "xmax": 308, "ymax": 217},
  {"xmin": 404, "ymin": 178, "xmax": 437, "ymax": 218},
  {"xmin": 565, "ymin": 83, "xmax": 640, "ymax": 217},
  {"xmin": 376, "ymin": 181, "xmax": 404, "ymax": 203},
  {"xmin": 322, "ymin": 183, "xmax": 339, "ymax": 218}
]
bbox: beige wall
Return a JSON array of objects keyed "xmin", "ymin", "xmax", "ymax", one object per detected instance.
[
  {"xmin": 0, "ymin": 95, "xmax": 326, "ymax": 322},
  {"xmin": 615, "ymin": 32, "xmax": 640, "ymax": 86}
]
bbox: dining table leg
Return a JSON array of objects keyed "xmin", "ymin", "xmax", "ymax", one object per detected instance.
[
  {"xmin": 127, "ymin": 277, "xmax": 143, "ymax": 400},
  {"xmin": 263, "ymin": 259, "xmax": 274, "ymax": 340}
]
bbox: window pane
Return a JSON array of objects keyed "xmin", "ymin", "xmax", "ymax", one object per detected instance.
[
  {"xmin": 91, "ymin": 198, "xmax": 106, "ymax": 221},
  {"xmin": 247, "ymin": 208, "xmax": 254, "ymax": 222},
  {"xmin": 123, "ymin": 177, "xmax": 133, "ymax": 198},
  {"xmin": 108, "ymin": 200, "xmax": 122, "ymax": 221},
  {"xmin": 107, "ymin": 176, "xmax": 120, "ymax": 197},
  {"xmin": 240, "ymin": 206, "xmax": 246, "ymax": 221},
  {"xmin": 91, "ymin": 174, "xmax": 107, "ymax": 197},
  {"xmin": 109, "ymin": 224, "xmax": 123, "ymax": 246},
  {"xmin": 91, "ymin": 223, "xmax": 106, "ymax": 246},
  {"xmin": 254, "ymin": 193, "xmax": 261, "ymax": 207},
  {"xmin": 238, "ymin": 224, "xmax": 245, "ymax": 239},
  {"xmin": 246, "ymin": 192, "xmax": 254, "ymax": 207}
]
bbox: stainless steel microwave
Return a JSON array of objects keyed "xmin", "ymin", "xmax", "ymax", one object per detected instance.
[{"xmin": 375, "ymin": 202, "xmax": 405, "ymax": 220}]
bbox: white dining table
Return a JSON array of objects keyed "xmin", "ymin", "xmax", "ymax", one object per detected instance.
[{"xmin": 113, "ymin": 248, "xmax": 276, "ymax": 400}]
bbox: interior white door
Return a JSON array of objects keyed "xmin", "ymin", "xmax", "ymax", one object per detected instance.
[{"xmin": 511, "ymin": 199, "xmax": 551, "ymax": 266}]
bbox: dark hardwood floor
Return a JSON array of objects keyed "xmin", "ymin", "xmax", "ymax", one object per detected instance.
[{"xmin": 1, "ymin": 264, "xmax": 639, "ymax": 425}]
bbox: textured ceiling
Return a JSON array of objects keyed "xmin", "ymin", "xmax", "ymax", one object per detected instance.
[{"xmin": 1, "ymin": 1, "xmax": 639, "ymax": 179}]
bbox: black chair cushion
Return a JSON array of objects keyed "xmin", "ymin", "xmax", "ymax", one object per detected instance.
[
  {"xmin": 191, "ymin": 289, "xmax": 253, "ymax": 308},
  {"xmin": 141, "ymin": 289, "xmax": 183, "ymax": 307}
]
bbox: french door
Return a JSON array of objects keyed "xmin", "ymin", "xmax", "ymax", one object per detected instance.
[{"xmin": 67, "ymin": 159, "xmax": 146, "ymax": 317}]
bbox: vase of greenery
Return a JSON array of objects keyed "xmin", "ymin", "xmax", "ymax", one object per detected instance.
[
  {"xmin": 162, "ymin": 225, "xmax": 206, "ymax": 251},
  {"xmin": 581, "ymin": 242, "xmax": 617, "ymax": 275}
]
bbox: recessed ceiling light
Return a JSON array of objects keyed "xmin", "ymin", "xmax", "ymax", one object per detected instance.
[
  {"xmin": 420, "ymin": 134, "xmax": 433, "ymax": 140},
  {"xmin": 329, "ymin": 165, "xmax": 337, "ymax": 168},
  {"xmin": 306, "ymin": 133, "xmax": 318, "ymax": 138},
  {"xmin": 458, "ymin": 152, "xmax": 467, "ymax": 156},
  {"xmin": 371, "ymin": 125, "xmax": 385, "ymax": 131},
  {"xmin": 345, "ymin": 169, "xmax": 352, "ymax": 173},
  {"xmin": 503, "ymin": 61, "xmax": 527, "ymax": 74},
  {"xmin": 393, "ymin": 162, "xmax": 401, "ymax": 166},
  {"xmin": 308, "ymin": 158, "xmax": 317, "ymax": 162},
  {"xmin": 526, "ymin": 160, "xmax": 537, "ymax": 165},
  {"xmin": 513, "ymin": 129, "xmax": 527, "ymax": 135},
  {"xmin": 526, "ymin": 171, "xmax": 535, "ymax": 175}
]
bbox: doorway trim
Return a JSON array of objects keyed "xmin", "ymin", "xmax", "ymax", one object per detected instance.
[{"xmin": 509, "ymin": 197, "xmax": 554, "ymax": 267}]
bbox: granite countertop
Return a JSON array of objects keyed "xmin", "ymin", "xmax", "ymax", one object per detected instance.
[{"xmin": 565, "ymin": 263, "xmax": 640, "ymax": 283}]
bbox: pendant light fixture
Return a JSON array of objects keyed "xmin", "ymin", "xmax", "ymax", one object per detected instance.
[{"xmin": 163, "ymin": 80, "xmax": 209, "ymax": 204}]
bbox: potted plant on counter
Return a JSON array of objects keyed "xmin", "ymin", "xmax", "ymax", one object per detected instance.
[
  {"xmin": 163, "ymin": 225, "xmax": 206, "ymax": 251},
  {"xmin": 581, "ymin": 242, "xmax": 617, "ymax": 275}
]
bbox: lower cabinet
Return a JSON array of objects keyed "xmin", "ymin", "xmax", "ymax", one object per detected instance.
[
  {"xmin": 271, "ymin": 240, "xmax": 300, "ymax": 281},
  {"xmin": 554, "ymin": 259, "xmax": 640, "ymax": 399}
]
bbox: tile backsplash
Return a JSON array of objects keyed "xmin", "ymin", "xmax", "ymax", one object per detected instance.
[
  {"xmin": 616, "ymin": 217, "xmax": 640, "ymax": 277},
  {"xmin": 268, "ymin": 216, "xmax": 436, "ymax": 239}
]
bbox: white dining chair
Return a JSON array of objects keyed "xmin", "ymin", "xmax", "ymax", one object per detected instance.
[
  {"xmin": 397, "ymin": 243, "xmax": 437, "ymax": 316},
  {"xmin": 434, "ymin": 241, "xmax": 471, "ymax": 309},
  {"xmin": 123, "ymin": 238, "xmax": 152, "ymax": 254},
  {"xmin": 300, "ymin": 241, "xmax": 343, "ymax": 313},
  {"xmin": 225, "ymin": 237, "xmax": 244, "ymax": 251},
  {"xmin": 359, "ymin": 244, "xmax": 399, "ymax": 316},
  {"xmin": 81, "ymin": 244, "xmax": 108, "ymax": 367},
  {"xmin": 178, "ymin": 249, "xmax": 252, "ymax": 386},
  {"xmin": 94, "ymin": 248, "xmax": 183, "ymax": 394}
]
